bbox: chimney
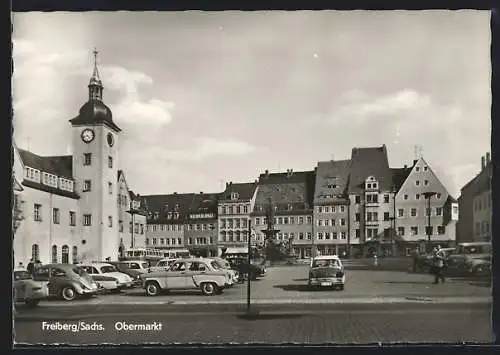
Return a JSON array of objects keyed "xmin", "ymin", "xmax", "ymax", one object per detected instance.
[
  {"xmin": 481, "ymin": 156, "xmax": 485, "ymax": 170},
  {"xmin": 229, "ymin": 181, "xmax": 232, "ymax": 186},
  {"xmin": 265, "ymin": 169, "xmax": 269, "ymax": 176},
  {"xmin": 200, "ymin": 191, "xmax": 203, "ymax": 195},
  {"xmin": 486, "ymin": 152, "xmax": 491, "ymax": 164}
]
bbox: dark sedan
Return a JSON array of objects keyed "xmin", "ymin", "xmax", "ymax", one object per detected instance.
[{"xmin": 104, "ymin": 261, "xmax": 143, "ymax": 285}]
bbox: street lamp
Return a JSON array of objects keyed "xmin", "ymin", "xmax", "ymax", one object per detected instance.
[{"xmin": 423, "ymin": 191, "xmax": 437, "ymax": 250}]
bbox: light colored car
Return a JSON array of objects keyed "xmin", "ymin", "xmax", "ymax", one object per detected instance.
[
  {"xmin": 32, "ymin": 264, "xmax": 99, "ymax": 301},
  {"xmin": 209, "ymin": 257, "xmax": 240, "ymax": 284},
  {"xmin": 447, "ymin": 242, "xmax": 491, "ymax": 276},
  {"xmin": 14, "ymin": 269, "xmax": 49, "ymax": 307},
  {"xmin": 79, "ymin": 263, "xmax": 134, "ymax": 291},
  {"xmin": 142, "ymin": 258, "xmax": 231, "ymax": 296},
  {"xmin": 308, "ymin": 255, "xmax": 345, "ymax": 290}
]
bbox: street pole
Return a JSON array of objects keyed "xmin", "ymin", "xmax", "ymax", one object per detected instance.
[
  {"xmin": 427, "ymin": 196, "xmax": 431, "ymax": 243},
  {"xmin": 247, "ymin": 219, "xmax": 252, "ymax": 312},
  {"xmin": 392, "ymin": 187, "xmax": 397, "ymax": 257}
]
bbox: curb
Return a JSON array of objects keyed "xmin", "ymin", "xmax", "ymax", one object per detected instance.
[{"xmin": 18, "ymin": 296, "xmax": 491, "ymax": 307}]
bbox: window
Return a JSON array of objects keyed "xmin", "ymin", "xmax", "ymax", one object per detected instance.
[
  {"xmin": 307, "ymin": 232, "xmax": 312, "ymax": 240},
  {"xmin": 299, "ymin": 217, "xmax": 304, "ymax": 224},
  {"xmin": 324, "ymin": 219, "xmax": 330, "ymax": 226},
  {"xmin": 62, "ymin": 245, "xmax": 69, "ymax": 264},
  {"xmin": 384, "ymin": 195, "xmax": 390, "ymax": 203},
  {"xmin": 72, "ymin": 246, "xmax": 78, "ymax": 263},
  {"xmin": 83, "ymin": 214, "xmax": 92, "ymax": 226},
  {"xmin": 34, "ymin": 204, "xmax": 42, "ymax": 221},
  {"xmin": 331, "ymin": 219, "xmax": 336, "ymax": 226},
  {"xmin": 332, "ymin": 206, "xmax": 336, "ymax": 213},
  {"xmin": 340, "ymin": 218, "xmax": 346, "ymax": 226},
  {"xmin": 160, "ymin": 238, "xmax": 165, "ymax": 245},
  {"xmin": 355, "ymin": 196, "xmax": 361, "ymax": 204},
  {"xmin": 290, "ymin": 217, "xmax": 295, "ymax": 224},
  {"xmin": 324, "ymin": 206, "xmax": 330, "ymax": 213},
  {"xmin": 435, "ymin": 207, "xmax": 442, "ymax": 216},
  {"xmin": 415, "ymin": 180, "xmax": 420, "ymax": 186},
  {"xmin": 255, "ymin": 218, "xmax": 260, "ymax": 225},
  {"xmin": 404, "ymin": 194, "xmax": 408, "ymax": 200},
  {"xmin": 339, "ymin": 232, "xmax": 346, "ymax": 240},
  {"xmin": 398, "ymin": 208, "xmax": 404, "ymax": 217},
  {"xmin": 366, "ymin": 212, "xmax": 372, "ymax": 222},
  {"xmin": 108, "ymin": 156, "xmax": 113, "ymax": 168},
  {"xmin": 53, "ymin": 208, "xmax": 60, "ymax": 224},
  {"xmin": 355, "ymin": 229, "xmax": 360, "ymax": 239},
  {"xmin": 416, "ymin": 167, "xmax": 420, "ymax": 172},
  {"xmin": 145, "ymin": 238, "xmax": 149, "ymax": 245},
  {"xmin": 236, "ymin": 206, "xmax": 241, "ymax": 214},
  {"xmin": 410, "ymin": 208, "xmax": 417, "ymax": 217},
  {"xmin": 108, "ymin": 216, "xmax": 113, "ymax": 227},
  {"xmin": 222, "ymin": 206, "xmax": 227, "ymax": 214},
  {"xmin": 415, "ymin": 194, "xmax": 420, "ymax": 200},
  {"xmin": 366, "ymin": 194, "xmax": 378, "ymax": 203},
  {"xmin": 52, "ymin": 245, "xmax": 58, "ymax": 263},
  {"xmin": 243, "ymin": 205, "xmax": 249, "ymax": 213},
  {"xmin": 424, "ymin": 180, "xmax": 429, "ymax": 186},
  {"xmin": 83, "ymin": 180, "xmax": 92, "ymax": 192},
  {"xmin": 299, "ymin": 233, "xmax": 304, "ymax": 240},
  {"xmin": 398, "ymin": 227, "xmax": 405, "ymax": 236},
  {"xmin": 140, "ymin": 224, "xmax": 144, "ymax": 234},
  {"xmin": 453, "ymin": 206, "xmax": 458, "ymax": 215},
  {"xmin": 355, "ymin": 213, "xmax": 360, "ymax": 222},
  {"xmin": 423, "ymin": 166, "xmax": 428, "ymax": 172},
  {"xmin": 178, "ymin": 238, "xmax": 182, "ymax": 245},
  {"xmin": 438, "ymin": 226, "xmax": 445, "ymax": 235},
  {"xmin": 410, "ymin": 227, "xmax": 418, "ymax": 236},
  {"xmin": 340, "ymin": 206, "xmax": 345, "ymax": 213},
  {"xmin": 283, "ymin": 217, "xmax": 289, "ymax": 224},
  {"xmin": 307, "ymin": 216, "xmax": 312, "ymax": 224},
  {"xmin": 108, "ymin": 182, "xmax": 113, "ymax": 195},
  {"xmin": 325, "ymin": 232, "xmax": 330, "ymax": 240},
  {"xmin": 437, "ymin": 193, "xmax": 442, "ymax": 199},
  {"xmin": 426, "ymin": 208, "xmax": 431, "ymax": 217},
  {"xmin": 384, "ymin": 212, "xmax": 390, "ymax": 221},
  {"xmin": 69, "ymin": 211, "xmax": 76, "ymax": 226},
  {"xmin": 318, "ymin": 206, "xmax": 323, "ymax": 213},
  {"xmin": 31, "ymin": 244, "xmax": 40, "ymax": 261},
  {"xmin": 119, "ymin": 220, "xmax": 123, "ymax": 232},
  {"xmin": 318, "ymin": 232, "xmax": 323, "ymax": 240},
  {"xmin": 84, "ymin": 153, "xmax": 92, "ymax": 166},
  {"xmin": 153, "ymin": 238, "xmax": 157, "ymax": 245},
  {"xmin": 318, "ymin": 219, "xmax": 323, "ymax": 226}
]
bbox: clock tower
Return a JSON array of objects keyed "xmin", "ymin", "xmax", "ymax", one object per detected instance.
[{"xmin": 69, "ymin": 49, "xmax": 121, "ymax": 262}]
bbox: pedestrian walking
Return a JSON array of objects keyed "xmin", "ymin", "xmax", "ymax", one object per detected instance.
[
  {"xmin": 432, "ymin": 246, "xmax": 446, "ymax": 284},
  {"xmin": 412, "ymin": 249, "xmax": 420, "ymax": 273},
  {"xmin": 27, "ymin": 258, "xmax": 34, "ymax": 275}
]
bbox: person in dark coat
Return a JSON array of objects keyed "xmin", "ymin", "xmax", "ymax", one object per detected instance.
[
  {"xmin": 432, "ymin": 247, "xmax": 446, "ymax": 284},
  {"xmin": 27, "ymin": 259, "xmax": 34, "ymax": 275}
]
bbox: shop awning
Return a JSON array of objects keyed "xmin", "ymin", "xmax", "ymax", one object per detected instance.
[{"xmin": 224, "ymin": 247, "xmax": 250, "ymax": 254}]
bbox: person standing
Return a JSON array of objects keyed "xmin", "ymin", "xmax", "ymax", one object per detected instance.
[
  {"xmin": 433, "ymin": 247, "xmax": 446, "ymax": 284},
  {"xmin": 27, "ymin": 259, "xmax": 34, "ymax": 275}
]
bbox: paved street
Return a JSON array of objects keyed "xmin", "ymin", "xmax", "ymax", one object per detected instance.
[
  {"xmin": 13, "ymin": 266, "xmax": 492, "ymax": 345},
  {"xmin": 28, "ymin": 265, "xmax": 491, "ymax": 306}
]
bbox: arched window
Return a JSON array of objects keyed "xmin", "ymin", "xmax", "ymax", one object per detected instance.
[
  {"xmin": 62, "ymin": 245, "xmax": 69, "ymax": 264},
  {"xmin": 220, "ymin": 231, "xmax": 226, "ymax": 242},
  {"xmin": 31, "ymin": 244, "xmax": 39, "ymax": 261},
  {"xmin": 228, "ymin": 231, "xmax": 234, "ymax": 242},
  {"xmin": 235, "ymin": 230, "xmax": 241, "ymax": 242},
  {"xmin": 51, "ymin": 245, "xmax": 58, "ymax": 263},
  {"xmin": 72, "ymin": 246, "xmax": 78, "ymax": 264}
]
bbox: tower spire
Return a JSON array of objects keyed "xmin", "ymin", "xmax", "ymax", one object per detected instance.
[{"xmin": 88, "ymin": 47, "xmax": 103, "ymax": 101}]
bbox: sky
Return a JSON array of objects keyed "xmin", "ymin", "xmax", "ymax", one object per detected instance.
[{"xmin": 12, "ymin": 11, "xmax": 491, "ymax": 198}]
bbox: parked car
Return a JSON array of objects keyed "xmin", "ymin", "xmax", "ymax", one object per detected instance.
[
  {"xmin": 308, "ymin": 255, "xmax": 345, "ymax": 290},
  {"xmin": 228, "ymin": 257, "xmax": 263, "ymax": 280},
  {"xmin": 79, "ymin": 263, "xmax": 134, "ymax": 292},
  {"xmin": 468, "ymin": 255, "xmax": 491, "ymax": 277},
  {"xmin": 104, "ymin": 261, "xmax": 143, "ymax": 285},
  {"xmin": 32, "ymin": 264, "xmax": 99, "ymax": 301},
  {"xmin": 147, "ymin": 258, "xmax": 177, "ymax": 273},
  {"xmin": 209, "ymin": 257, "xmax": 240, "ymax": 284},
  {"xmin": 142, "ymin": 258, "xmax": 231, "ymax": 296},
  {"xmin": 13, "ymin": 269, "xmax": 49, "ymax": 307},
  {"xmin": 447, "ymin": 242, "xmax": 491, "ymax": 276}
]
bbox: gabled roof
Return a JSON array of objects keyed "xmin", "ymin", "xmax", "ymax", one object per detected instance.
[
  {"xmin": 391, "ymin": 166, "xmax": 413, "ymax": 192},
  {"xmin": 219, "ymin": 182, "xmax": 258, "ymax": 201},
  {"xmin": 253, "ymin": 170, "xmax": 315, "ymax": 214},
  {"xmin": 460, "ymin": 161, "xmax": 492, "ymax": 195},
  {"xmin": 141, "ymin": 193, "xmax": 196, "ymax": 224},
  {"xmin": 348, "ymin": 145, "xmax": 392, "ymax": 193},
  {"xmin": 18, "ymin": 149, "xmax": 73, "ymax": 179},
  {"xmin": 314, "ymin": 160, "xmax": 351, "ymax": 203}
]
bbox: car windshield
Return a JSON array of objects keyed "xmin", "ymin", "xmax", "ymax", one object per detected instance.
[
  {"xmin": 100, "ymin": 266, "xmax": 117, "ymax": 273},
  {"xmin": 214, "ymin": 259, "xmax": 229, "ymax": 269},
  {"xmin": 14, "ymin": 271, "xmax": 32, "ymax": 280},
  {"xmin": 210, "ymin": 261, "xmax": 220, "ymax": 270},
  {"xmin": 141, "ymin": 263, "xmax": 149, "ymax": 269},
  {"xmin": 312, "ymin": 259, "xmax": 340, "ymax": 268}
]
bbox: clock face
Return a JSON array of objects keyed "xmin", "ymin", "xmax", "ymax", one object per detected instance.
[
  {"xmin": 107, "ymin": 133, "xmax": 114, "ymax": 147},
  {"xmin": 81, "ymin": 129, "xmax": 95, "ymax": 143}
]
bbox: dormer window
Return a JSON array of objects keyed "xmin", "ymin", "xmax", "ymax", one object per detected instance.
[
  {"xmin": 231, "ymin": 192, "xmax": 239, "ymax": 200},
  {"xmin": 24, "ymin": 167, "xmax": 41, "ymax": 183}
]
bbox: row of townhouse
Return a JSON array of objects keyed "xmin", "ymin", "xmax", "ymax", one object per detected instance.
[{"xmin": 141, "ymin": 145, "xmax": 459, "ymax": 257}]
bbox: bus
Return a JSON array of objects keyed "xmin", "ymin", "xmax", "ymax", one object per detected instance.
[
  {"xmin": 121, "ymin": 248, "xmax": 164, "ymax": 264},
  {"xmin": 161, "ymin": 249, "xmax": 191, "ymax": 259}
]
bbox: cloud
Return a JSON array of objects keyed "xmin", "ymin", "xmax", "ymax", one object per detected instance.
[
  {"xmin": 331, "ymin": 89, "xmax": 432, "ymax": 123},
  {"xmin": 162, "ymin": 137, "xmax": 257, "ymax": 162},
  {"xmin": 114, "ymin": 98, "xmax": 175, "ymax": 125}
]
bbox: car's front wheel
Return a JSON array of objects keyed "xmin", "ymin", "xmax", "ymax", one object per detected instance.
[
  {"xmin": 200, "ymin": 282, "xmax": 218, "ymax": 296},
  {"xmin": 145, "ymin": 281, "xmax": 161, "ymax": 296},
  {"xmin": 61, "ymin": 286, "xmax": 77, "ymax": 301}
]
